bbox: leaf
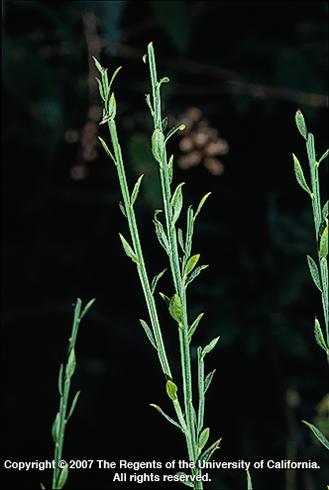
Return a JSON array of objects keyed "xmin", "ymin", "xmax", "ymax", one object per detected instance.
[
  {"xmin": 167, "ymin": 154, "xmax": 174, "ymax": 184},
  {"xmin": 80, "ymin": 298, "xmax": 96, "ymax": 320},
  {"xmin": 92, "ymin": 56, "xmax": 104, "ymax": 74},
  {"xmin": 57, "ymin": 464, "xmax": 69, "ymax": 490},
  {"xmin": 322, "ymin": 201, "xmax": 328, "ymax": 220},
  {"xmin": 175, "ymin": 473, "xmax": 194, "ymax": 488},
  {"xmin": 139, "ymin": 319, "xmax": 156, "ymax": 349},
  {"xmin": 204, "ymin": 369, "xmax": 216, "ymax": 393},
  {"xmin": 40, "ymin": 484, "xmax": 46, "ymax": 489},
  {"xmin": 165, "ymin": 123, "xmax": 186, "ymax": 142},
  {"xmin": 151, "ymin": 128, "xmax": 165, "ymax": 163},
  {"xmin": 95, "ymin": 77, "xmax": 106, "ymax": 101},
  {"xmin": 108, "ymin": 66, "xmax": 122, "ymax": 94},
  {"xmin": 198, "ymin": 437, "xmax": 222, "ymax": 462},
  {"xmin": 149, "ymin": 404, "xmax": 182, "ymax": 430},
  {"xmin": 246, "ymin": 470, "xmax": 253, "ymax": 490},
  {"xmin": 188, "ymin": 312, "xmax": 204, "ymax": 342},
  {"xmin": 106, "ymin": 92, "xmax": 116, "ymax": 119},
  {"xmin": 119, "ymin": 234, "xmax": 139, "ymax": 265},
  {"xmin": 318, "ymin": 148, "xmax": 329, "ymax": 166},
  {"xmin": 171, "ymin": 183, "xmax": 185, "ymax": 226},
  {"xmin": 131, "ymin": 174, "xmax": 144, "ymax": 206},
  {"xmin": 67, "ymin": 391, "xmax": 80, "ymax": 421},
  {"xmin": 185, "ymin": 265, "xmax": 209, "ymax": 287},
  {"xmin": 319, "ymin": 226, "xmax": 328, "ymax": 258},
  {"xmin": 65, "ymin": 348, "xmax": 76, "ymax": 379},
  {"xmin": 302, "ymin": 420, "xmax": 329, "ymax": 450},
  {"xmin": 153, "ymin": 211, "xmax": 169, "ymax": 253},
  {"xmin": 157, "ymin": 76, "xmax": 170, "ymax": 89},
  {"xmin": 184, "ymin": 254, "xmax": 200, "ymax": 277},
  {"xmin": 185, "ymin": 206, "xmax": 194, "ymax": 257},
  {"xmin": 57, "ymin": 364, "xmax": 63, "ymax": 396},
  {"xmin": 169, "ymin": 293, "xmax": 184, "ymax": 324},
  {"xmin": 306, "ymin": 133, "xmax": 316, "ymax": 167},
  {"xmin": 145, "ymin": 93, "xmax": 154, "ymax": 115},
  {"xmin": 307, "ymin": 255, "xmax": 322, "ymax": 291},
  {"xmin": 202, "ymin": 336, "xmax": 220, "ymax": 358},
  {"xmin": 178, "ymin": 228, "xmax": 185, "ymax": 253},
  {"xmin": 314, "ymin": 318, "xmax": 328, "ymax": 353},
  {"xmin": 194, "ymin": 192, "xmax": 211, "ymax": 222},
  {"xmin": 98, "ymin": 137, "xmax": 116, "ymax": 165},
  {"xmin": 159, "ymin": 292, "xmax": 170, "ymax": 306},
  {"xmin": 295, "ymin": 109, "xmax": 308, "ymax": 140},
  {"xmin": 199, "ymin": 427, "xmax": 210, "ymax": 451},
  {"xmin": 52, "ymin": 412, "xmax": 60, "ymax": 443},
  {"xmin": 119, "ymin": 201, "xmax": 127, "ymax": 218},
  {"xmin": 166, "ymin": 380, "xmax": 178, "ymax": 401},
  {"xmin": 151, "ymin": 269, "xmax": 167, "ymax": 294},
  {"xmin": 292, "ymin": 154, "xmax": 312, "ymax": 196}
]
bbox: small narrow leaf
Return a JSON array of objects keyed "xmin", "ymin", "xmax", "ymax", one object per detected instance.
[
  {"xmin": 149, "ymin": 404, "xmax": 182, "ymax": 430},
  {"xmin": 185, "ymin": 265, "xmax": 209, "ymax": 287},
  {"xmin": 57, "ymin": 364, "xmax": 63, "ymax": 396},
  {"xmin": 131, "ymin": 174, "xmax": 144, "ymax": 206},
  {"xmin": 57, "ymin": 465, "xmax": 69, "ymax": 490},
  {"xmin": 145, "ymin": 94, "xmax": 154, "ymax": 115},
  {"xmin": 204, "ymin": 369, "xmax": 216, "ymax": 393},
  {"xmin": 318, "ymin": 148, "xmax": 329, "ymax": 166},
  {"xmin": 108, "ymin": 66, "xmax": 122, "ymax": 94},
  {"xmin": 307, "ymin": 255, "xmax": 322, "ymax": 291},
  {"xmin": 175, "ymin": 474, "xmax": 194, "ymax": 488},
  {"xmin": 95, "ymin": 77, "xmax": 106, "ymax": 101},
  {"xmin": 202, "ymin": 336, "xmax": 220, "ymax": 358},
  {"xmin": 80, "ymin": 298, "xmax": 96, "ymax": 320},
  {"xmin": 199, "ymin": 427, "xmax": 210, "ymax": 451},
  {"xmin": 322, "ymin": 201, "xmax": 328, "ymax": 220},
  {"xmin": 119, "ymin": 201, "xmax": 127, "ymax": 218},
  {"xmin": 119, "ymin": 234, "xmax": 139, "ymax": 265},
  {"xmin": 295, "ymin": 110, "xmax": 308, "ymax": 140},
  {"xmin": 92, "ymin": 56, "xmax": 104, "ymax": 74},
  {"xmin": 246, "ymin": 470, "xmax": 253, "ymax": 490},
  {"xmin": 67, "ymin": 391, "xmax": 80, "ymax": 421},
  {"xmin": 166, "ymin": 379, "xmax": 178, "ymax": 401},
  {"xmin": 319, "ymin": 226, "xmax": 328, "ymax": 258},
  {"xmin": 65, "ymin": 348, "xmax": 76, "ymax": 379},
  {"xmin": 171, "ymin": 183, "xmax": 185, "ymax": 226},
  {"xmin": 168, "ymin": 154, "xmax": 174, "ymax": 184},
  {"xmin": 151, "ymin": 269, "xmax": 167, "ymax": 294},
  {"xmin": 106, "ymin": 92, "xmax": 117, "ymax": 120},
  {"xmin": 198, "ymin": 437, "xmax": 222, "ymax": 462},
  {"xmin": 139, "ymin": 319, "xmax": 157, "ymax": 349},
  {"xmin": 194, "ymin": 192, "xmax": 211, "ymax": 222},
  {"xmin": 152, "ymin": 128, "xmax": 165, "ymax": 163},
  {"xmin": 169, "ymin": 293, "xmax": 184, "ymax": 324},
  {"xmin": 98, "ymin": 137, "xmax": 116, "ymax": 165},
  {"xmin": 153, "ymin": 212, "xmax": 169, "ymax": 253},
  {"xmin": 178, "ymin": 228, "xmax": 185, "ymax": 253},
  {"xmin": 40, "ymin": 484, "xmax": 46, "ymax": 489},
  {"xmin": 142, "ymin": 54, "xmax": 147, "ymax": 64},
  {"xmin": 188, "ymin": 312, "xmax": 204, "ymax": 342},
  {"xmin": 292, "ymin": 154, "xmax": 312, "ymax": 196},
  {"xmin": 302, "ymin": 420, "xmax": 329, "ymax": 450},
  {"xmin": 165, "ymin": 123, "xmax": 186, "ymax": 142},
  {"xmin": 159, "ymin": 292, "xmax": 170, "ymax": 307},
  {"xmin": 51, "ymin": 412, "xmax": 60, "ymax": 443},
  {"xmin": 184, "ymin": 254, "xmax": 200, "ymax": 277},
  {"xmin": 314, "ymin": 318, "xmax": 328, "ymax": 353},
  {"xmin": 185, "ymin": 206, "xmax": 194, "ymax": 257}
]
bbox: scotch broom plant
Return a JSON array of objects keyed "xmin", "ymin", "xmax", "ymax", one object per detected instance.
[
  {"xmin": 43, "ymin": 298, "xmax": 95, "ymax": 490},
  {"xmin": 292, "ymin": 110, "xmax": 329, "ymax": 451},
  {"xmin": 95, "ymin": 43, "xmax": 221, "ymax": 489}
]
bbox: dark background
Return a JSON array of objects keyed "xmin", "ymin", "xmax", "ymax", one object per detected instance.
[{"xmin": 1, "ymin": 1, "xmax": 328, "ymax": 489}]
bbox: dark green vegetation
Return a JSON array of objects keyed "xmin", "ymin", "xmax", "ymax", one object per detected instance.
[{"xmin": 2, "ymin": 2, "xmax": 328, "ymax": 489}]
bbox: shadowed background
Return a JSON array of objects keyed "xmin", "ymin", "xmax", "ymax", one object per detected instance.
[{"xmin": 2, "ymin": 1, "xmax": 328, "ymax": 489}]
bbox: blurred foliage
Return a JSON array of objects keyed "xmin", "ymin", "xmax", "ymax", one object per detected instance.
[{"xmin": 2, "ymin": 1, "xmax": 328, "ymax": 489}]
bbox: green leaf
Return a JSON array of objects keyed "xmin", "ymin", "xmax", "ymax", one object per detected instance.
[
  {"xmin": 307, "ymin": 255, "xmax": 322, "ymax": 291},
  {"xmin": 198, "ymin": 437, "xmax": 222, "ymax": 462},
  {"xmin": 168, "ymin": 154, "xmax": 174, "ymax": 184},
  {"xmin": 51, "ymin": 412, "xmax": 60, "ymax": 443},
  {"xmin": 119, "ymin": 234, "xmax": 139, "ymax": 265},
  {"xmin": 92, "ymin": 56, "xmax": 104, "ymax": 74},
  {"xmin": 202, "ymin": 336, "xmax": 220, "ymax": 358},
  {"xmin": 108, "ymin": 66, "xmax": 122, "ymax": 94},
  {"xmin": 295, "ymin": 110, "xmax": 308, "ymax": 140},
  {"xmin": 67, "ymin": 391, "xmax": 80, "ymax": 421},
  {"xmin": 199, "ymin": 427, "xmax": 210, "ymax": 451},
  {"xmin": 80, "ymin": 298, "xmax": 96, "ymax": 320},
  {"xmin": 171, "ymin": 183, "xmax": 185, "ymax": 226},
  {"xmin": 57, "ymin": 464, "xmax": 69, "ymax": 490},
  {"xmin": 185, "ymin": 206, "xmax": 194, "ymax": 257},
  {"xmin": 319, "ymin": 226, "xmax": 328, "ymax": 258},
  {"xmin": 106, "ymin": 92, "xmax": 117, "ymax": 120},
  {"xmin": 178, "ymin": 228, "xmax": 185, "ymax": 253},
  {"xmin": 98, "ymin": 137, "xmax": 116, "ymax": 165},
  {"xmin": 149, "ymin": 404, "xmax": 182, "ymax": 430},
  {"xmin": 145, "ymin": 93, "xmax": 154, "ymax": 115},
  {"xmin": 169, "ymin": 293, "xmax": 184, "ymax": 324},
  {"xmin": 151, "ymin": 269, "xmax": 167, "ymax": 294},
  {"xmin": 184, "ymin": 254, "xmax": 200, "ymax": 277},
  {"xmin": 292, "ymin": 154, "xmax": 312, "ymax": 196},
  {"xmin": 151, "ymin": 128, "xmax": 165, "ymax": 163},
  {"xmin": 314, "ymin": 318, "xmax": 328, "ymax": 353},
  {"xmin": 194, "ymin": 192, "xmax": 211, "ymax": 222},
  {"xmin": 166, "ymin": 379, "xmax": 178, "ymax": 401},
  {"xmin": 57, "ymin": 364, "xmax": 63, "ymax": 396},
  {"xmin": 318, "ymin": 148, "xmax": 329, "ymax": 166},
  {"xmin": 119, "ymin": 201, "xmax": 127, "ymax": 218},
  {"xmin": 185, "ymin": 265, "xmax": 209, "ymax": 287},
  {"xmin": 95, "ymin": 77, "xmax": 106, "ymax": 101},
  {"xmin": 306, "ymin": 133, "xmax": 316, "ymax": 167},
  {"xmin": 65, "ymin": 348, "xmax": 76, "ymax": 379},
  {"xmin": 246, "ymin": 469, "xmax": 253, "ymax": 490},
  {"xmin": 175, "ymin": 473, "xmax": 194, "ymax": 488},
  {"xmin": 139, "ymin": 319, "xmax": 156, "ymax": 349},
  {"xmin": 159, "ymin": 292, "xmax": 170, "ymax": 306},
  {"xmin": 204, "ymin": 369, "xmax": 216, "ymax": 393},
  {"xmin": 131, "ymin": 174, "xmax": 144, "ymax": 206},
  {"xmin": 188, "ymin": 312, "xmax": 204, "ymax": 342},
  {"xmin": 302, "ymin": 420, "xmax": 329, "ymax": 450},
  {"xmin": 322, "ymin": 201, "xmax": 328, "ymax": 220},
  {"xmin": 153, "ymin": 211, "xmax": 169, "ymax": 253}
]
